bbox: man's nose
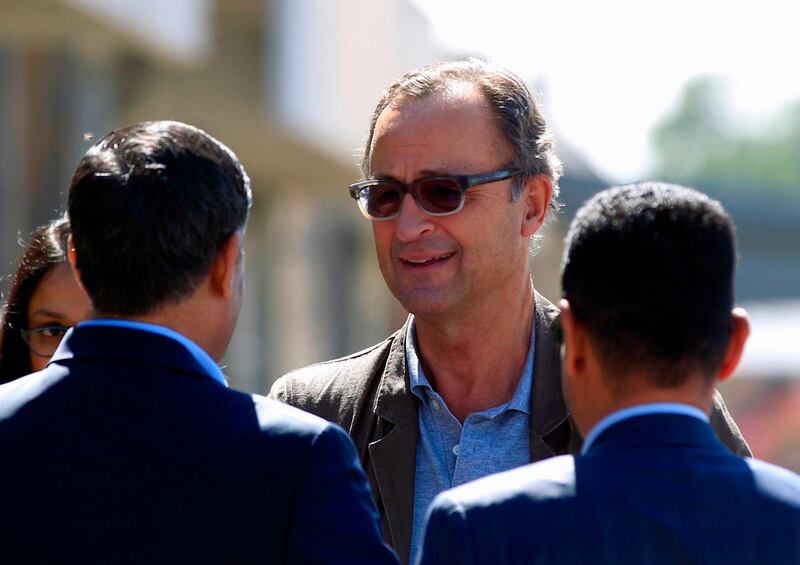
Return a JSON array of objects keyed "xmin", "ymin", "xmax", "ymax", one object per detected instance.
[{"xmin": 394, "ymin": 193, "xmax": 434, "ymax": 242}]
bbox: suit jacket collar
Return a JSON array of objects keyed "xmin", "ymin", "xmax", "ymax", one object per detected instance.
[
  {"xmin": 368, "ymin": 291, "xmax": 573, "ymax": 563},
  {"xmin": 370, "ymin": 320, "xmax": 418, "ymax": 564},
  {"xmin": 49, "ymin": 324, "xmax": 226, "ymax": 387},
  {"xmin": 585, "ymin": 412, "xmax": 727, "ymax": 456},
  {"xmin": 529, "ymin": 292, "xmax": 576, "ymax": 457}
]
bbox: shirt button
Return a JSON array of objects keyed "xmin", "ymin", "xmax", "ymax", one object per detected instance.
[
  {"xmin": 431, "ymin": 399, "xmax": 440, "ymax": 410},
  {"xmin": 452, "ymin": 444, "xmax": 460, "ymax": 455}
]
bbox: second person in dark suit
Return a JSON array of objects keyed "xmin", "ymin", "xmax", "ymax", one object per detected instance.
[
  {"xmin": 0, "ymin": 121, "xmax": 398, "ymax": 564},
  {"xmin": 418, "ymin": 183, "xmax": 800, "ymax": 564}
]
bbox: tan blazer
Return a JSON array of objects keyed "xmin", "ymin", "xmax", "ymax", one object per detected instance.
[{"xmin": 269, "ymin": 293, "xmax": 751, "ymax": 564}]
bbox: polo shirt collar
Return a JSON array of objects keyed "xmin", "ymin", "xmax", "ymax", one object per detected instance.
[{"xmin": 405, "ymin": 315, "xmax": 535, "ymax": 416}]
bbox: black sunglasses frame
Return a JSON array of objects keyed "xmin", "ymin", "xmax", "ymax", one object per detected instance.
[{"xmin": 348, "ymin": 167, "xmax": 522, "ymax": 220}]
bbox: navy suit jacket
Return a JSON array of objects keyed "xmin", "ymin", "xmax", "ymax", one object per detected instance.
[
  {"xmin": 0, "ymin": 324, "xmax": 398, "ymax": 564},
  {"xmin": 419, "ymin": 412, "xmax": 800, "ymax": 564}
]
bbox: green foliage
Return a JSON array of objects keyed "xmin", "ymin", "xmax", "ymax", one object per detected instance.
[{"xmin": 651, "ymin": 77, "xmax": 800, "ymax": 197}]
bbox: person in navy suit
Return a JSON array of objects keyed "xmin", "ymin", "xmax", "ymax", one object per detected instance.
[
  {"xmin": 0, "ymin": 121, "xmax": 398, "ymax": 564},
  {"xmin": 418, "ymin": 182, "xmax": 800, "ymax": 565}
]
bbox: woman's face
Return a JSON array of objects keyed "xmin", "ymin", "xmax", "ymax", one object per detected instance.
[{"xmin": 26, "ymin": 261, "xmax": 92, "ymax": 372}]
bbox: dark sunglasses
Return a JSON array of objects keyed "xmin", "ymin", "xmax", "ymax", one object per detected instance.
[{"xmin": 348, "ymin": 167, "xmax": 522, "ymax": 220}]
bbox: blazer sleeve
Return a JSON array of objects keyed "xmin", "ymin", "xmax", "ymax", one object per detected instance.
[
  {"xmin": 289, "ymin": 422, "xmax": 399, "ymax": 565},
  {"xmin": 710, "ymin": 389, "xmax": 752, "ymax": 457},
  {"xmin": 416, "ymin": 493, "xmax": 475, "ymax": 565}
]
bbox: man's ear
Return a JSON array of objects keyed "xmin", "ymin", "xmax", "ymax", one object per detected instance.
[
  {"xmin": 717, "ymin": 308, "xmax": 750, "ymax": 382},
  {"xmin": 559, "ymin": 299, "xmax": 589, "ymax": 380},
  {"xmin": 521, "ymin": 174, "xmax": 552, "ymax": 237},
  {"xmin": 66, "ymin": 234, "xmax": 87, "ymax": 293},
  {"xmin": 209, "ymin": 231, "xmax": 243, "ymax": 299}
]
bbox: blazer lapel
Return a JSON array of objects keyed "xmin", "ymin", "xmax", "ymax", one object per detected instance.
[
  {"xmin": 368, "ymin": 320, "xmax": 418, "ymax": 564},
  {"xmin": 529, "ymin": 293, "xmax": 580, "ymax": 460}
]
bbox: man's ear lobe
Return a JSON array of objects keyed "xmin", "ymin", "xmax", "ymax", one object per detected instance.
[
  {"xmin": 210, "ymin": 232, "xmax": 242, "ymax": 299},
  {"xmin": 559, "ymin": 299, "xmax": 586, "ymax": 378},
  {"xmin": 67, "ymin": 235, "xmax": 77, "ymax": 269},
  {"xmin": 718, "ymin": 308, "xmax": 750, "ymax": 382},
  {"xmin": 66, "ymin": 235, "xmax": 87, "ymax": 292},
  {"xmin": 521, "ymin": 174, "xmax": 552, "ymax": 237}
]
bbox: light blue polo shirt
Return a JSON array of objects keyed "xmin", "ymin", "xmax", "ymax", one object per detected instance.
[{"xmin": 407, "ymin": 316, "xmax": 535, "ymax": 564}]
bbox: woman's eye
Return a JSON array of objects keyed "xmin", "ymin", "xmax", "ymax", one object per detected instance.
[{"xmin": 38, "ymin": 326, "xmax": 68, "ymax": 338}]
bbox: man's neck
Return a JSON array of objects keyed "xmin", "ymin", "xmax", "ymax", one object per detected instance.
[
  {"xmin": 413, "ymin": 281, "xmax": 536, "ymax": 422},
  {"xmin": 578, "ymin": 378, "xmax": 716, "ymax": 440},
  {"xmin": 95, "ymin": 297, "xmax": 226, "ymax": 363}
]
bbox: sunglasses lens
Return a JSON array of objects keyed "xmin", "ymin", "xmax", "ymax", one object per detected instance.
[
  {"xmin": 363, "ymin": 183, "xmax": 402, "ymax": 219},
  {"xmin": 417, "ymin": 179, "xmax": 463, "ymax": 214}
]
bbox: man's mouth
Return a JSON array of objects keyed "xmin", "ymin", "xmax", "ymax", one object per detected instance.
[{"xmin": 399, "ymin": 252, "xmax": 455, "ymax": 267}]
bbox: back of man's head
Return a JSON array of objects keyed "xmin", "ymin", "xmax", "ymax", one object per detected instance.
[
  {"xmin": 561, "ymin": 182, "xmax": 736, "ymax": 386},
  {"xmin": 68, "ymin": 121, "xmax": 252, "ymax": 317}
]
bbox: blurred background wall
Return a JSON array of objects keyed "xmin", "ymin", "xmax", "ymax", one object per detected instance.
[{"xmin": 0, "ymin": 0, "xmax": 797, "ymax": 470}]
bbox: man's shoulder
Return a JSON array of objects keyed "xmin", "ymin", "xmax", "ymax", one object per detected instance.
[
  {"xmin": 279, "ymin": 334, "xmax": 394, "ymax": 383},
  {"xmin": 269, "ymin": 330, "xmax": 402, "ymax": 421},
  {"xmin": 435, "ymin": 454, "xmax": 577, "ymax": 514},
  {"xmin": 745, "ymin": 457, "xmax": 800, "ymax": 508},
  {"xmin": 0, "ymin": 364, "xmax": 338, "ymax": 440},
  {"xmin": 248, "ymin": 391, "xmax": 347, "ymax": 440},
  {"xmin": 0, "ymin": 366, "xmax": 68, "ymax": 419}
]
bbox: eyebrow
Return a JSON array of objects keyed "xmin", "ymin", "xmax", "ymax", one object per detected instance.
[
  {"xmin": 417, "ymin": 168, "xmax": 451, "ymax": 177},
  {"xmin": 28, "ymin": 310, "xmax": 68, "ymax": 321}
]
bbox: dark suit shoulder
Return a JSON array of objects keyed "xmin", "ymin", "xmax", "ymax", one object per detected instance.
[
  {"xmin": 0, "ymin": 368, "xmax": 62, "ymax": 417},
  {"xmin": 746, "ymin": 458, "xmax": 800, "ymax": 507},
  {"xmin": 269, "ymin": 331, "xmax": 399, "ymax": 426},
  {"xmin": 438, "ymin": 455, "xmax": 577, "ymax": 512},
  {"xmin": 249, "ymin": 393, "xmax": 335, "ymax": 437}
]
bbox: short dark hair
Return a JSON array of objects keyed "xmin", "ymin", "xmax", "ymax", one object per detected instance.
[
  {"xmin": 561, "ymin": 182, "xmax": 736, "ymax": 387},
  {"xmin": 361, "ymin": 59, "xmax": 562, "ymax": 215},
  {"xmin": 68, "ymin": 121, "xmax": 251, "ymax": 317},
  {"xmin": 0, "ymin": 217, "xmax": 70, "ymax": 381}
]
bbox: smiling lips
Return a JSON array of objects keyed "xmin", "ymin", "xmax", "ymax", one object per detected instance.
[{"xmin": 399, "ymin": 251, "xmax": 456, "ymax": 267}]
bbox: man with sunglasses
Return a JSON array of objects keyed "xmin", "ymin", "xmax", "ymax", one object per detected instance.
[{"xmin": 270, "ymin": 60, "xmax": 750, "ymax": 565}]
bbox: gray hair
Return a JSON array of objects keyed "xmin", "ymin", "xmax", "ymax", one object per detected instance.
[{"xmin": 361, "ymin": 58, "xmax": 563, "ymax": 227}]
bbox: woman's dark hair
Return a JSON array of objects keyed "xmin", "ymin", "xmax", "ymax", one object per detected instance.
[{"xmin": 0, "ymin": 216, "xmax": 71, "ymax": 382}]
